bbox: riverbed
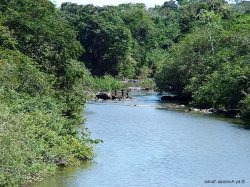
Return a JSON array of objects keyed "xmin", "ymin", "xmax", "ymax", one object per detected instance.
[{"xmin": 29, "ymin": 93, "xmax": 250, "ymax": 187}]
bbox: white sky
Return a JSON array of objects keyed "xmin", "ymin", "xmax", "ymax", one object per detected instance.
[{"xmin": 52, "ymin": 0, "xmax": 169, "ymax": 8}]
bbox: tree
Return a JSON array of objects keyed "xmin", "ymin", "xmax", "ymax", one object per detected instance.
[
  {"xmin": 2, "ymin": 0, "xmax": 83, "ymax": 81},
  {"xmin": 162, "ymin": 0, "xmax": 178, "ymax": 10},
  {"xmin": 176, "ymin": 0, "xmax": 189, "ymax": 6},
  {"xmin": 61, "ymin": 4, "xmax": 132, "ymax": 76},
  {"xmin": 155, "ymin": 4, "xmax": 250, "ymax": 111}
]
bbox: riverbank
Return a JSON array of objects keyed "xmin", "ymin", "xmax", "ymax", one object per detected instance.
[
  {"xmin": 89, "ymin": 91, "xmax": 242, "ymax": 127},
  {"xmin": 159, "ymin": 94, "xmax": 243, "ymax": 120},
  {"xmin": 94, "ymin": 91, "xmax": 242, "ymax": 120}
]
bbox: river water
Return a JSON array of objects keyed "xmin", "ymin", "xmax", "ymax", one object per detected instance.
[{"xmin": 30, "ymin": 93, "xmax": 250, "ymax": 187}]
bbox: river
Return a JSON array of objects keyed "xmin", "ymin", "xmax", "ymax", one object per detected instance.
[{"xmin": 29, "ymin": 93, "xmax": 250, "ymax": 187}]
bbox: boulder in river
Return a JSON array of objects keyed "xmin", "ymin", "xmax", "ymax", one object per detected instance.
[{"xmin": 96, "ymin": 92, "xmax": 112, "ymax": 100}]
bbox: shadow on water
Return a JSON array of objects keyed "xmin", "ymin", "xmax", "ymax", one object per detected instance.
[{"xmin": 26, "ymin": 160, "xmax": 94, "ymax": 187}]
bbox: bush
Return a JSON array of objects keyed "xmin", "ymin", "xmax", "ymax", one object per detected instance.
[
  {"xmin": 241, "ymin": 94, "xmax": 250, "ymax": 127},
  {"xmin": 0, "ymin": 49, "xmax": 97, "ymax": 186}
]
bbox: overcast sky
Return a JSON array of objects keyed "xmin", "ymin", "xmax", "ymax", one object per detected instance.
[{"xmin": 52, "ymin": 0, "xmax": 169, "ymax": 8}]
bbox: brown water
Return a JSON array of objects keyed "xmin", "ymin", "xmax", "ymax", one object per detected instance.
[{"xmin": 29, "ymin": 93, "xmax": 250, "ymax": 187}]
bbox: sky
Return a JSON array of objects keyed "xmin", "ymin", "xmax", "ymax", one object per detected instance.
[{"xmin": 52, "ymin": 0, "xmax": 169, "ymax": 8}]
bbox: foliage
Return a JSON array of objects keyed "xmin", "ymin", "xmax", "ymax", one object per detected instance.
[
  {"xmin": 91, "ymin": 75, "xmax": 125, "ymax": 92},
  {"xmin": 61, "ymin": 4, "xmax": 132, "ymax": 76},
  {"xmin": 241, "ymin": 94, "xmax": 250, "ymax": 127},
  {"xmin": 140, "ymin": 78, "xmax": 156, "ymax": 89},
  {"xmin": 60, "ymin": 3, "xmax": 171, "ymax": 78},
  {"xmin": 155, "ymin": 0, "xmax": 250, "ymax": 124},
  {"xmin": 0, "ymin": 1, "xmax": 98, "ymax": 186}
]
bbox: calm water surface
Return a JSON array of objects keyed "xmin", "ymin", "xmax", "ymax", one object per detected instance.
[{"xmin": 30, "ymin": 93, "xmax": 250, "ymax": 187}]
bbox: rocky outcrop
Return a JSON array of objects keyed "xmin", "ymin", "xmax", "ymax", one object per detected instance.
[
  {"xmin": 96, "ymin": 92, "xmax": 112, "ymax": 100},
  {"xmin": 96, "ymin": 92, "xmax": 131, "ymax": 101}
]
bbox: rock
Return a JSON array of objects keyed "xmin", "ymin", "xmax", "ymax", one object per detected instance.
[
  {"xmin": 214, "ymin": 109, "xmax": 225, "ymax": 114},
  {"xmin": 96, "ymin": 92, "xmax": 112, "ymax": 100},
  {"xmin": 128, "ymin": 87, "xmax": 144, "ymax": 92},
  {"xmin": 208, "ymin": 108, "xmax": 215, "ymax": 113},
  {"xmin": 200, "ymin": 109, "xmax": 213, "ymax": 114}
]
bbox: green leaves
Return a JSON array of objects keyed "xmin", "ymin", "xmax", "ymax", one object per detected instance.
[
  {"xmin": 2, "ymin": 0, "xmax": 83, "ymax": 77},
  {"xmin": 60, "ymin": 3, "xmax": 173, "ymax": 79},
  {"xmin": 155, "ymin": 1, "xmax": 250, "ymax": 123},
  {"xmin": 0, "ymin": 25, "xmax": 17, "ymax": 49},
  {"xmin": 241, "ymin": 95, "xmax": 250, "ymax": 126},
  {"xmin": 0, "ymin": 1, "xmax": 97, "ymax": 186},
  {"xmin": 0, "ymin": 45, "xmax": 97, "ymax": 186},
  {"xmin": 91, "ymin": 75, "xmax": 125, "ymax": 92},
  {"xmin": 80, "ymin": 10, "xmax": 132, "ymax": 76}
]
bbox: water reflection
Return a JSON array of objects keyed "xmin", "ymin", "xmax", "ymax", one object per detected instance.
[{"xmin": 27, "ymin": 160, "xmax": 94, "ymax": 187}]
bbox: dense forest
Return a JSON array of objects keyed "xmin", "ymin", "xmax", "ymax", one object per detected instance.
[
  {"xmin": 60, "ymin": 0, "xmax": 249, "ymax": 121},
  {"xmin": 0, "ymin": 0, "xmax": 249, "ymax": 186}
]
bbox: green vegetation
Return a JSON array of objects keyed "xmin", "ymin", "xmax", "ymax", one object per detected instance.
[
  {"xmin": 0, "ymin": 0, "xmax": 249, "ymax": 186},
  {"xmin": 155, "ymin": 0, "xmax": 250, "ymax": 127},
  {"xmin": 0, "ymin": 1, "xmax": 98, "ymax": 186},
  {"xmin": 91, "ymin": 75, "xmax": 125, "ymax": 92},
  {"xmin": 60, "ymin": 0, "xmax": 249, "ymax": 125},
  {"xmin": 60, "ymin": 2, "xmax": 170, "ymax": 78}
]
